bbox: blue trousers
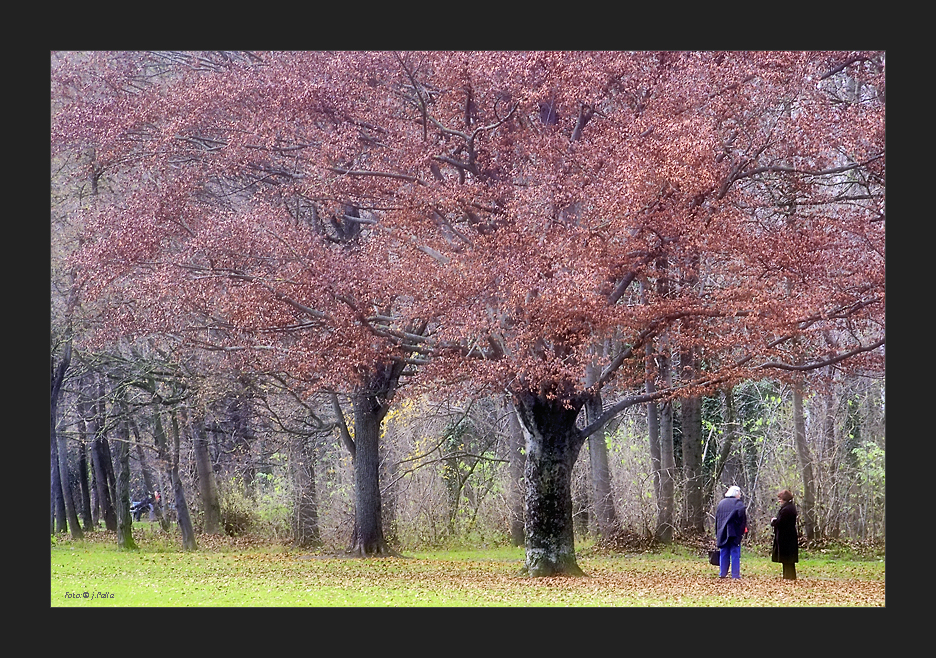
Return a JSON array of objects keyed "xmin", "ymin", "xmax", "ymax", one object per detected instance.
[{"xmin": 719, "ymin": 544, "xmax": 741, "ymax": 579}]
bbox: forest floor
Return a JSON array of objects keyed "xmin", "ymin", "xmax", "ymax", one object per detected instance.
[{"xmin": 51, "ymin": 528, "xmax": 884, "ymax": 607}]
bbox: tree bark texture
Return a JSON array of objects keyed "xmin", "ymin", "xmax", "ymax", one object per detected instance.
[
  {"xmin": 678, "ymin": 257, "xmax": 705, "ymax": 534},
  {"xmin": 77, "ymin": 447, "xmax": 94, "ymax": 531},
  {"xmin": 169, "ymin": 412, "xmax": 198, "ymax": 550},
  {"xmin": 80, "ymin": 374, "xmax": 117, "ymax": 532},
  {"xmin": 291, "ymin": 434, "xmax": 322, "ymax": 548},
  {"xmin": 584, "ymin": 391, "xmax": 621, "ymax": 544},
  {"xmin": 514, "ymin": 391, "xmax": 587, "ymax": 577},
  {"xmin": 192, "ymin": 419, "xmax": 222, "ymax": 535},
  {"xmin": 793, "ymin": 379, "xmax": 817, "ymax": 541},
  {"xmin": 90, "ymin": 435, "xmax": 118, "ymax": 532},
  {"xmin": 52, "ymin": 344, "xmax": 82, "ymax": 538},
  {"xmin": 113, "ymin": 407, "xmax": 137, "ymax": 549},
  {"xmin": 51, "ymin": 433, "xmax": 67, "ymax": 534},
  {"xmin": 340, "ymin": 358, "xmax": 407, "ymax": 557},
  {"xmin": 348, "ymin": 393, "xmax": 394, "ymax": 556},
  {"xmin": 680, "ymin": 393, "xmax": 704, "ymax": 533},
  {"xmin": 714, "ymin": 387, "xmax": 738, "ymax": 493}
]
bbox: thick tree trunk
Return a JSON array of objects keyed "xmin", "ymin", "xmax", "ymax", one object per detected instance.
[
  {"xmin": 505, "ymin": 397, "xmax": 525, "ymax": 547},
  {"xmin": 513, "ymin": 391, "xmax": 587, "ymax": 577},
  {"xmin": 348, "ymin": 393, "xmax": 395, "ymax": 556},
  {"xmin": 332, "ymin": 355, "xmax": 409, "ymax": 558},
  {"xmin": 793, "ymin": 379, "xmax": 817, "ymax": 541}
]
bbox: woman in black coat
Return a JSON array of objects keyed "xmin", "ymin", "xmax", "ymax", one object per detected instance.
[{"xmin": 771, "ymin": 489, "xmax": 798, "ymax": 580}]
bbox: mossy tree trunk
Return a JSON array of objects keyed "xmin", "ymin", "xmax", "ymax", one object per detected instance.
[{"xmin": 513, "ymin": 390, "xmax": 588, "ymax": 577}]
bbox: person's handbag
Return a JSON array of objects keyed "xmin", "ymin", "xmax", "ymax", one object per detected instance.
[{"xmin": 708, "ymin": 549, "xmax": 720, "ymax": 566}]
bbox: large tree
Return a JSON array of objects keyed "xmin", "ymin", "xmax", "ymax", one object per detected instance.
[{"xmin": 53, "ymin": 51, "xmax": 884, "ymax": 575}]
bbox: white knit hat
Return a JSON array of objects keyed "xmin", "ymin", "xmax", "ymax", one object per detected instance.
[{"xmin": 725, "ymin": 486, "xmax": 742, "ymax": 498}]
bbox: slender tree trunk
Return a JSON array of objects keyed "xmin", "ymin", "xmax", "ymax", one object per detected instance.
[
  {"xmin": 78, "ymin": 412, "xmax": 102, "ymax": 528},
  {"xmin": 714, "ymin": 387, "xmax": 738, "ymax": 491},
  {"xmin": 132, "ymin": 422, "xmax": 168, "ymax": 528},
  {"xmin": 680, "ymin": 346, "xmax": 704, "ymax": 534},
  {"xmin": 681, "ymin": 393, "xmax": 704, "ymax": 533},
  {"xmin": 793, "ymin": 378, "xmax": 817, "ymax": 541},
  {"xmin": 583, "ymin": 375, "xmax": 622, "ymax": 545},
  {"xmin": 656, "ymin": 398, "xmax": 675, "ymax": 544},
  {"xmin": 645, "ymin": 343, "xmax": 662, "ymax": 505},
  {"xmin": 81, "ymin": 373, "xmax": 118, "ymax": 532},
  {"xmin": 96, "ymin": 376, "xmax": 120, "ymax": 514},
  {"xmin": 77, "ymin": 445, "xmax": 94, "ymax": 531},
  {"xmin": 51, "ymin": 433, "xmax": 67, "ymax": 534},
  {"xmin": 677, "ymin": 256, "xmax": 704, "ymax": 534},
  {"xmin": 52, "ymin": 344, "xmax": 82, "ymax": 538},
  {"xmin": 192, "ymin": 418, "xmax": 222, "ymax": 535},
  {"xmin": 152, "ymin": 409, "xmax": 197, "ymax": 549},
  {"xmin": 823, "ymin": 383, "xmax": 841, "ymax": 539},
  {"xmin": 291, "ymin": 434, "xmax": 322, "ymax": 548},
  {"xmin": 169, "ymin": 411, "xmax": 198, "ymax": 550},
  {"xmin": 90, "ymin": 434, "xmax": 118, "ymax": 532},
  {"xmin": 513, "ymin": 390, "xmax": 587, "ymax": 577},
  {"xmin": 654, "ymin": 337, "xmax": 675, "ymax": 544},
  {"xmin": 113, "ymin": 400, "xmax": 137, "ymax": 549},
  {"xmin": 380, "ymin": 427, "xmax": 399, "ymax": 546},
  {"xmin": 505, "ymin": 396, "xmax": 525, "ymax": 547}
]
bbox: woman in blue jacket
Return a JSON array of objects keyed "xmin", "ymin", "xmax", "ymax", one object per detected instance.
[{"xmin": 715, "ymin": 485, "xmax": 748, "ymax": 579}]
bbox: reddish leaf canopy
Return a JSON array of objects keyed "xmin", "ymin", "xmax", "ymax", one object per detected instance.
[{"xmin": 52, "ymin": 51, "xmax": 885, "ymax": 402}]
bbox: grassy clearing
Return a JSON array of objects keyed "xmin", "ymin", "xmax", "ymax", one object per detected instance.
[{"xmin": 51, "ymin": 529, "xmax": 884, "ymax": 607}]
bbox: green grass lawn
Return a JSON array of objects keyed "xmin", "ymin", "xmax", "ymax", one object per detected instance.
[{"xmin": 51, "ymin": 530, "xmax": 884, "ymax": 607}]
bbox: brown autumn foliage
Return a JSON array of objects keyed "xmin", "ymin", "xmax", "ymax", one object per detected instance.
[{"xmin": 51, "ymin": 51, "xmax": 884, "ymax": 575}]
